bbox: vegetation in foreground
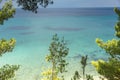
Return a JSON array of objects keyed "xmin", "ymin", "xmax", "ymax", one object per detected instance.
[
  {"xmin": 91, "ymin": 7, "xmax": 120, "ymax": 80},
  {"xmin": 0, "ymin": 38, "xmax": 19, "ymax": 80},
  {"xmin": 0, "ymin": 0, "xmax": 120, "ymax": 80},
  {"xmin": 0, "ymin": 0, "xmax": 19, "ymax": 80},
  {"xmin": 41, "ymin": 34, "xmax": 69, "ymax": 80},
  {"xmin": 41, "ymin": 8, "xmax": 120, "ymax": 80}
]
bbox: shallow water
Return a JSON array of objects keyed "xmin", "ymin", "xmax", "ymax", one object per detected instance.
[{"xmin": 0, "ymin": 8, "xmax": 117, "ymax": 80}]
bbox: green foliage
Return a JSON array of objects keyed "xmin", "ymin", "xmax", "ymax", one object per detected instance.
[
  {"xmin": 71, "ymin": 55, "xmax": 94, "ymax": 80},
  {"xmin": 0, "ymin": 0, "xmax": 16, "ymax": 25},
  {"xmin": 86, "ymin": 74, "xmax": 94, "ymax": 80},
  {"xmin": 0, "ymin": 38, "xmax": 16, "ymax": 56},
  {"xmin": 81, "ymin": 55, "xmax": 88, "ymax": 79},
  {"xmin": 114, "ymin": 7, "xmax": 120, "ymax": 38},
  {"xmin": 114, "ymin": 8, "xmax": 120, "ymax": 38},
  {"xmin": 92, "ymin": 7, "xmax": 120, "ymax": 80},
  {"xmin": 42, "ymin": 34, "xmax": 69, "ymax": 80},
  {"xmin": 41, "ymin": 68, "xmax": 61, "ymax": 80},
  {"xmin": 96, "ymin": 38, "xmax": 120, "ymax": 57},
  {"xmin": 0, "ymin": 32, "xmax": 18, "ymax": 80},
  {"xmin": 115, "ymin": 22, "xmax": 120, "ymax": 38},
  {"xmin": 71, "ymin": 71, "xmax": 81, "ymax": 80},
  {"xmin": 0, "ymin": 64, "xmax": 19, "ymax": 80},
  {"xmin": 17, "ymin": 0, "xmax": 53, "ymax": 13},
  {"xmin": 0, "ymin": 38, "xmax": 19, "ymax": 80},
  {"xmin": 92, "ymin": 59, "xmax": 120, "ymax": 80},
  {"xmin": 114, "ymin": 7, "xmax": 120, "ymax": 18},
  {"xmin": 0, "ymin": 0, "xmax": 54, "ymax": 25},
  {"xmin": 47, "ymin": 34, "xmax": 69, "ymax": 72}
]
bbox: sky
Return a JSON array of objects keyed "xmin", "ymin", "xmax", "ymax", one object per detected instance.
[
  {"xmin": 0, "ymin": 0, "xmax": 120, "ymax": 8},
  {"xmin": 48, "ymin": 0, "xmax": 120, "ymax": 8}
]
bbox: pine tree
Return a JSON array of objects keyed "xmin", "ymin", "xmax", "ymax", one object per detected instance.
[
  {"xmin": 0, "ymin": 1, "xmax": 19, "ymax": 80},
  {"xmin": 0, "ymin": 0, "xmax": 15, "ymax": 25},
  {"xmin": 41, "ymin": 34, "xmax": 69, "ymax": 80},
  {"xmin": 17, "ymin": 0, "xmax": 53, "ymax": 13},
  {"xmin": 91, "ymin": 8, "xmax": 120, "ymax": 80}
]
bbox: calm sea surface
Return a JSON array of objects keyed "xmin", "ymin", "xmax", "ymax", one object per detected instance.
[{"xmin": 0, "ymin": 8, "xmax": 118, "ymax": 80}]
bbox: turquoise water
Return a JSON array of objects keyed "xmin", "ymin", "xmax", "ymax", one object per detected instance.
[{"xmin": 0, "ymin": 8, "xmax": 118, "ymax": 79}]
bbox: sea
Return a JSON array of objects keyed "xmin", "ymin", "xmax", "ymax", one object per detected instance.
[{"xmin": 0, "ymin": 8, "xmax": 118, "ymax": 80}]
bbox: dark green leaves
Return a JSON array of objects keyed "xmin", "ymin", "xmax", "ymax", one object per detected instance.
[
  {"xmin": 45, "ymin": 34, "xmax": 69, "ymax": 79},
  {"xmin": 81, "ymin": 55, "xmax": 88, "ymax": 68},
  {"xmin": 17, "ymin": 0, "xmax": 53, "ymax": 13},
  {"xmin": 115, "ymin": 21, "xmax": 120, "ymax": 38},
  {"xmin": 0, "ymin": 64, "xmax": 19, "ymax": 80},
  {"xmin": 49, "ymin": 34, "xmax": 69, "ymax": 73},
  {"xmin": 114, "ymin": 7, "xmax": 120, "ymax": 17},
  {"xmin": 86, "ymin": 74, "xmax": 94, "ymax": 80},
  {"xmin": 114, "ymin": 8, "xmax": 120, "ymax": 38},
  {"xmin": 71, "ymin": 71, "xmax": 81, "ymax": 80},
  {"xmin": 81, "ymin": 55, "xmax": 88, "ymax": 80},
  {"xmin": 49, "ymin": 34, "xmax": 68, "ymax": 59},
  {"xmin": 0, "ymin": 0, "xmax": 16, "ymax": 25}
]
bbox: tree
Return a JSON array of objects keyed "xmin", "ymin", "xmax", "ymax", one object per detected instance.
[
  {"xmin": 91, "ymin": 8, "xmax": 120, "ymax": 80},
  {"xmin": 0, "ymin": 64, "xmax": 19, "ymax": 80},
  {"xmin": 0, "ymin": 0, "xmax": 20, "ymax": 80},
  {"xmin": 0, "ymin": 28, "xmax": 19, "ymax": 80},
  {"xmin": 17, "ymin": 0, "xmax": 53, "ymax": 13},
  {"xmin": 71, "ymin": 55, "xmax": 94, "ymax": 80},
  {"xmin": 81, "ymin": 55, "xmax": 88, "ymax": 80},
  {"xmin": 41, "ymin": 34, "xmax": 69, "ymax": 80},
  {"xmin": 0, "ymin": 0, "xmax": 54, "ymax": 25},
  {"xmin": 0, "ymin": 0, "xmax": 15, "ymax": 25},
  {"xmin": 0, "ymin": 38, "xmax": 20, "ymax": 80},
  {"xmin": 0, "ymin": 0, "xmax": 54, "ymax": 79},
  {"xmin": 0, "ymin": 38, "xmax": 16, "ymax": 56}
]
